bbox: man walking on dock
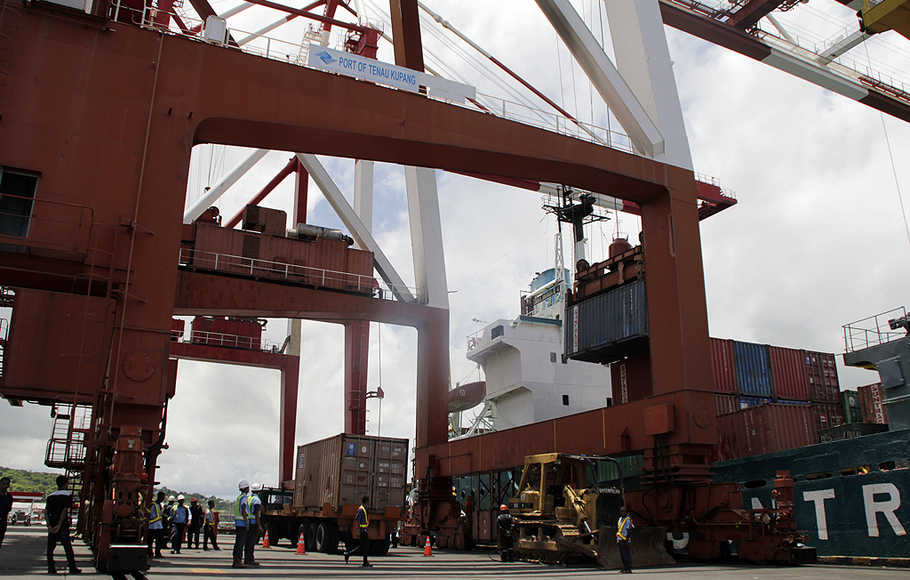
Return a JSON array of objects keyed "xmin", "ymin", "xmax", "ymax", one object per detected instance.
[
  {"xmin": 189, "ymin": 498, "xmax": 203, "ymax": 549},
  {"xmin": 45, "ymin": 475, "xmax": 81, "ymax": 575},
  {"xmin": 232, "ymin": 480, "xmax": 250, "ymax": 569},
  {"xmin": 616, "ymin": 507, "xmax": 634, "ymax": 574},
  {"xmin": 244, "ymin": 488, "xmax": 262, "ymax": 567},
  {"xmin": 345, "ymin": 495, "xmax": 372, "ymax": 568},
  {"xmin": 147, "ymin": 491, "xmax": 166, "ymax": 559}
]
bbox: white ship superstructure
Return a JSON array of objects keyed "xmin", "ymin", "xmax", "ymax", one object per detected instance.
[{"xmin": 463, "ymin": 268, "xmax": 612, "ymax": 432}]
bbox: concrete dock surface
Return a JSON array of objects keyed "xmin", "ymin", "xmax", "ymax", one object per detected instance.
[{"xmin": 0, "ymin": 527, "xmax": 905, "ymax": 578}]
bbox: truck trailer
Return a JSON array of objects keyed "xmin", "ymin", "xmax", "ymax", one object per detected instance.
[{"xmin": 259, "ymin": 433, "xmax": 408, "ymax": 555}]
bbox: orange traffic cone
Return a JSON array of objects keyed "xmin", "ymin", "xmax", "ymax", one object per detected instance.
[
  {"xmin": 423, "ymin": 536, "xmax": 433, "ymax": 557},
  {"xmin": 262, "ymin": 530, "xmax": 271, "ymax": 549},
  {"xmin": 296, "ymin": 532, "xmax": 306, "ymax": 555}
]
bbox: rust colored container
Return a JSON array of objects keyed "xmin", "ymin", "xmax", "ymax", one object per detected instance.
[
  {"xmin": 716, "ymin": 403, "xmax": 817, "ymax": 461},
  {"xmin": 611, "ymin": 351, "xmax": 651, "ymax": 404},
  {"xmin": 811, "ymin": 402, "xmax": 844, "ymax": 432},
  {"xmin": 293, "ymin": 433, "xmax": 408, "ymax": 512},
  {"xmin": 710, "ymin": 338, "xmax": 736, "ymax": 393},
  {"xmin": 769, "ymin": 345, "xmax": 810, "ymax": 400},
  {"xmin": 242, "ymin": 205, "xmax": 287, "ymax": 236},
  {"xmin": 858, "ymin": 383, "xmax": 888, "ymax": 424},
  {"xmin": 191, "ymin": 316, "xmax": 262, "ymax": 350},
  {"xmin": 4, "ymin": 289, "xmax": 115, "ymax": 401},
  {"xmin": 803, "ymin": 350, "xmax": 840, "ymax": 402},
  {"xmin": 714, "ymin": 393, "xmax": 738, "ymax": 416}
]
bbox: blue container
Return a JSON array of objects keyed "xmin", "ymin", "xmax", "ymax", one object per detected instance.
[
  {"xmin": 739, "ymin": 395, "xmax": 772, "ymax": 409},
  {"xmin": 565, "ymin": 279, "xmax": 648, "ymax": 361},
  {"xmin": 733, "ymin": 341, "xmax": 773, "ymax": 397}
]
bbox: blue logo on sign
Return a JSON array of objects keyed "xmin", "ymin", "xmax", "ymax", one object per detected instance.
[
  {"xmin": 317, "ymin": 51, "xmax": 334, "ymax": 65},
  {"xmin": 345, "ymin": 442, "xmax": 356, "ymax": 457}
]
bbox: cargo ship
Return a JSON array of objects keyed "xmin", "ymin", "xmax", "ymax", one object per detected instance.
[{"xmin": 452, "ymin": 248, "xmax": 908, "ymax": 558}]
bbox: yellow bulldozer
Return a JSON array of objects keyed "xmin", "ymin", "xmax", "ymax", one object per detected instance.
[{"xmin": 507, "ymin": 453, "xmax": 674, "ymax": 568}]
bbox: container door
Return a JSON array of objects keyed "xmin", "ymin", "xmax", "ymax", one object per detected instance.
[{"xmin": 340, "ymin": 437, "xmax": 374, "ymax": 507}]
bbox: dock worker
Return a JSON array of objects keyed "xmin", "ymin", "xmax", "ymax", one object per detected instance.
[
  {"xmin": 0, "ymin": 477, "xmax": 12, "ymax": 549},
  {"xmin": 616, "ymin": 506, "xmax": 634, "ymax": 574},
  {"xmin": 344, "ymin": 495, "xmax": 372, "ymax": 568},
  {"xmin": 203, "ymin": 499, "xmax": 220, "ymax": 551},
  {"xmin": 170, "ymin": 495, "xmax": 189, "ymax": 554},
  {"xmin": 162, "ymin": 495, "xmax": 176, "ymax": 550},
  {"xmin": 244, "ymin": 487, "xmax": 262, "ymax": 567},
  {"xmin": 232, "ymin": 480, "xmax": 250, "ymax": 569},
  {"xmin": 147, "ymin": 491, "xmax": 166, "ymax": 559},
  {"xmin": 497, "ymin": 504, "xmax": 515, "ymax": 562},
  {"xmin": 189, "ymin": 498, "xmax": 203, "ymax": 549},
  {"xmin": 46, "ymin": 475, "xmax": 81, "ymax": 575}
]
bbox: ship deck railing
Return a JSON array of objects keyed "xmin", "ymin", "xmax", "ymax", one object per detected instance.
[{"xmin": 842, "ymin": 306, "xmax": 909, "ymax": 353}]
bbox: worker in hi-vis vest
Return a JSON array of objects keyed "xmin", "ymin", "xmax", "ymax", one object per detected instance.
[
  {"xmin": 244, "ymin": 488, "xmax": 262, "ymax": 567},
  {"xmin": 616, "ymin": 506, "xmax": 634, "ymax": 573},
  {"xmin": 344, "ymin": 495, "xmax": 372, "ymax": 568},
  {"xmin": 147, "ymin": 491, "xmax": 166, "ymax": 559},
  {"xmin": 232, "ymin": 480, "xmax": 250, "ymax": 569}
]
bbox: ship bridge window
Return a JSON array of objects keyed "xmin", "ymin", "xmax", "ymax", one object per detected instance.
[
  {"xmin": 562, "ymin": 395, "xmax": 570, "ymax": 406},
  {"xmin": 550, "ymin": 352, "xmax": 557, "ymax": 363},
  {"xmin": 0, "ymin": 166, "xmax": 39, "ymax": 238},
  {"xmin": 491, "ymin": 325, "xmax": 504, "ymax": 339}
]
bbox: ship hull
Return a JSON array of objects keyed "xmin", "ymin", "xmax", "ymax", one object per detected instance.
[{"xmin": 712, "ymin": 429, "xmax": 910, "ymax": 558}]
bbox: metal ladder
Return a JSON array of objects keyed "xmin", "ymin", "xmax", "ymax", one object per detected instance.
[{"xmin": 45, "ymin": 403, "xmax": 93, "ymax": 469}]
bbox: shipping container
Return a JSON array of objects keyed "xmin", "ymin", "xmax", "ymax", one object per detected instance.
[
  {"xmin": 803, "ymin": 350, "xmax": 840, "ymax": 402},
  {"xmin": 610, "ymin": 351, "xmax": 652, "ymax": 404},
  {"xmin": 242, "ymin": 205, "xmax": 287, "ymax": 236},
  {"xmin": 716, "ymin": 403, "xmax": 817, "ymax": 461},
  {"xmin": 738, "ymin": 395, "xmax": 772, "ymax": 410},
  {"xmin": 858, "ymin": 383, "xmax": 889, "ymax": 425},
  {"xmin": 293, "ymin": 433, "xmax": 408, "ymax": 513},
  {"xmin": 565, "ymin": 279, "xmax": 648, "ymax": 363},
  {"xmin": 818, "ymin": 422, "xmax": 888, "ymax": 443},
  {"xmin": 841, "ymin": 390, "xmax": 863, "ymax": 424},
  {"xmin": 710, "ymin": 338, "xmax": 737, "ymax": 394},
  {"xmin": 191, "ymin": 316, "xmax": 263, "ymax": 350},
  {"xmin": 811, "ymin": 402, "xmax": 844, "ymax": 432},
  {"xmin": 769, "ymin": 345, "xmax": 810, "ymax": 400},
  {"xmin": 714, "ymin": 393, "xmax": 738, "ymax": 416},
  {"xmin": 733, "ymin": 341, "xmax": 773, "ymax": 397}
]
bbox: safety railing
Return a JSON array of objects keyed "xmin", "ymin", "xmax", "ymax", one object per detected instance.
[
  {"xmin": 0, "ymin": 193, "xmax": 94, "ymax": 256},
  {"xmin": 843, "ymin": 306, "xmax": 909, "ymax": 353},
  {"xmin": 177, "ymin": 328, "xmax": 283, "ymax": 353},
  {"xmin": 177, "ymin": 247, "xmax": 397, "ymax": 299},
  {"xmin": 105, "ymin": 1, "xmax": 644, "ymax": 157}
]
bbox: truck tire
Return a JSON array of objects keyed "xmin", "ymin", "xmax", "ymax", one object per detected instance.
[
  {"xmin": 370, "ymin": 539, "xmax": 390, "ymax": 556},
  {"xmin": 315, "ymin": 522, "xmax": 338, "ymax": 553}
]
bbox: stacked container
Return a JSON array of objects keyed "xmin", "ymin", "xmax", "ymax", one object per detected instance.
[
  {"xmin": 768, "ymin": 346, "xmax": 810, "ymax": 400},
  {"xmin": 803, "ymin": 350, "xmax": 840, "ymax": 403},
  {"xmin": 858, "ymin": 383, "xmax": 889, "ymax": 424},
  {"xmin": 732, "ymin": 341, "xmax": 773, "ymax": 408},
  {"xmin": 716, "ymin": 403, "xmax": 817, "ymax": 460},
  {"xmin": 841, "ymin": 390, "xmax": 862, "ymax": 424}
]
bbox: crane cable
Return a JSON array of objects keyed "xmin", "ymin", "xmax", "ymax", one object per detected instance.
[{"xmin": 863, "ymin": 40, "xmax": 910, "ymax": 250}]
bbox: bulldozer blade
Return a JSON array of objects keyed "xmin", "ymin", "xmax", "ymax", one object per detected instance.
[{"xmin": 598, "ymin": 526, "xmax": 675, "ymax": 569}]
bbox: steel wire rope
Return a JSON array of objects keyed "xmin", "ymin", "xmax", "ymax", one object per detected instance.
[
  {"xmin": 366, "ymin": 0, "xmax": 560, "ymax": 128},
  {"xmin": 863, "ymin": 40, "xmax": 910, "ymax": 251}
]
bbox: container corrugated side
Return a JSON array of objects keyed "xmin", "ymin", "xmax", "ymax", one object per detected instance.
[
  {"xmin": 714, "ymin": 393, "xmax": 738, "ymax": 416},
  {"xmin": 294, "ymin": 434, "xmax": 343, "ymax": 510},
  {"xmin": 565, "ymin": 280, "xmax": 647, "ymax": 358},
  {"xmin": 733, "ymin": 341, "xmax": 773, "ymax": 397},
  {"xmin": 716, "ymin": 403, "xmax": 816, "ymax": 460},
  {"xmin": 710, "ymin": 338, "xmax": 736, "ymax": 394},
  {"xmin": 769, "ymin": 345, "xmax": 809, "ymax": 400},
  {"xmin": 803, "ymin": 350, "xmax": 840, "ymax": 403},
  {"xmin": 858, "ymin": 383, "xmax": 888, "ymax": 424},
  {"xmin": 812, "ymin": 402, "xmax": 844, "ymax": 432},
  {"xmin": 610, "ymin": 352, "xmax": 651, "ymax": 404}
]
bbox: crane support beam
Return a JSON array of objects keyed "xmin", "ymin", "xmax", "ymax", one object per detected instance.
[
  {"xmin": 728, "ymin": 0, "xmax": 786, "ymax": 30},
  {"xmin": 297, "ymin": 154, "xmax": 417, "ymax": 304},
  {"xmin": 536, "ymin": 0, "xmax": 666, "ymax": 161},
  {"xmin": 183, "ymin": 149, "xmax": 269, "ymax": 223},
  {"xmin": 658, "ymin": 1, "xmax": 910, "ymax": 122},
  {"xmin": 816, "ymin": 29, "xmax": 871, "ymax": 65}
]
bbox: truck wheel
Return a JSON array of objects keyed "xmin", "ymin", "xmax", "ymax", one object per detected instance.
[
  {"xmin": 315, "ymin": 522, "xmax": 338, "ymax": 553},
  {"xmin": 314, "ymin": 523, "xmax": 327, "ymax": 552},
  {"xmin": 370, "ymin": 539, "xmax": 390, "ymax": 556}
]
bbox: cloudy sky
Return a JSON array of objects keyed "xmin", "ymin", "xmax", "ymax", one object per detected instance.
[{"xmin": 2, "ymin": 1, "xmax": 909, "ymax": 499}]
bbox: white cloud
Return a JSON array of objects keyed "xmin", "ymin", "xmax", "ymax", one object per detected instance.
[{"xmin": 2, "ymin": 1, "xmax": 907, "ymax": 497}]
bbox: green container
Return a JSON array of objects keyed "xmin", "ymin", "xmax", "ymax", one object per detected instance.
[{"xmin": 841, "ymin": 390, "xmax": 862, "ymax": 424}]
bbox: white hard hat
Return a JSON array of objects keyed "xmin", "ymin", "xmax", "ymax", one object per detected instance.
[
  {"xmin": 238, "ymin": 479, "xmax": 250, "ymax": 490},
  {"xmin": 251, "ymin": 482, "xmax": 263, "ymax": 491},
  {"xmin": 177, "ymin": 494, "xmax": 185, "ymax": 501},
  {"xmin": 168, "ymin": 495, "xmax": 175, "ymax": 502}
]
